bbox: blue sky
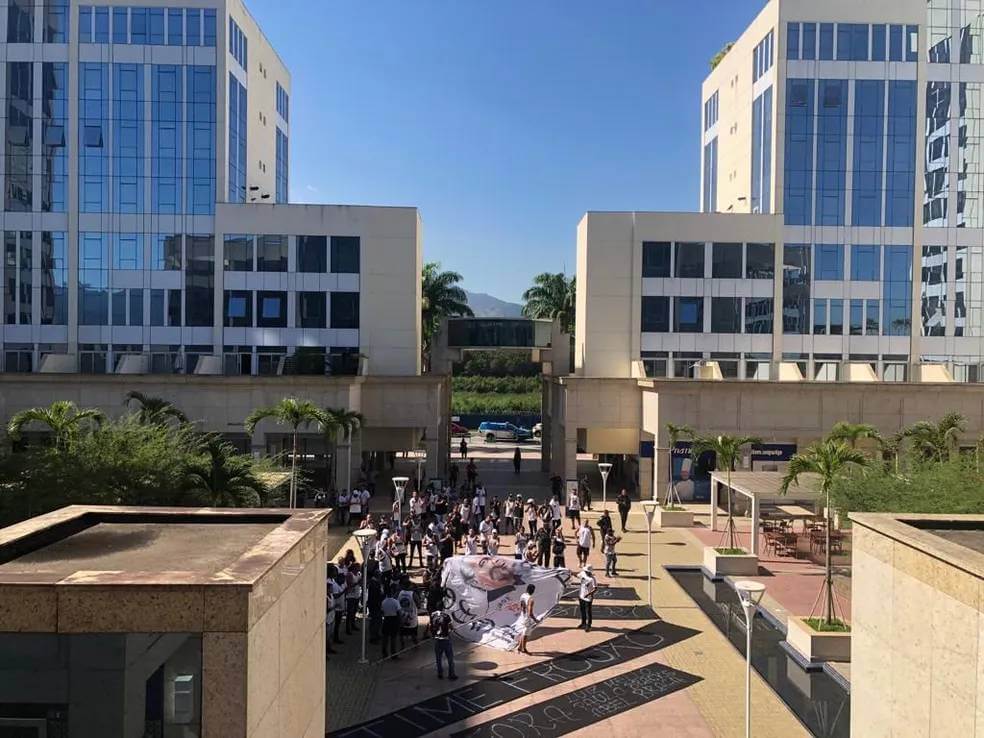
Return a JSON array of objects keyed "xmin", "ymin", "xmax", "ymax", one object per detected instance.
[{"xmin": 249, "ymin": 0, "xmax": 763, "ymax": 303}]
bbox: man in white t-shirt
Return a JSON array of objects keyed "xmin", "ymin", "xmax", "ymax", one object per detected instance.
[
  {"xmin": 578, "ymin": 565, "xmax": 597, "ymax": 632},
  {"xmin": 337, "ymin": 490, "xmax": 350, "ymax": 527},
  {"xmin": 549, "ymin": 497, "xmax": 561, "ymax": 531},
  {"xmin": 576, "ymin": 520, "xmax": 595, "ymax": 567}
]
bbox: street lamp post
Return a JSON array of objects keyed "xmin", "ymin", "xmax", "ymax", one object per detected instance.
[
  {"xmin": 415, "ymin": 455, "xmax": 423, "ymax": 496},
  {"xmin": 353, "ymin": 528, "xmax": 377, "ymax": 665},
  {"xmin": 640, "ymin": 501, "xmax": 658, "ymax": 609},
  {"xmin": 392, "ymin": 476, "xmax": 409, "ymax": 531},
  {"xmin": 734, "ymin": 580, "xmax": 766, "ymax": 738},
  {"xmin": 598, "ymin": 462, "xmax": 612, "ymax": 510}
]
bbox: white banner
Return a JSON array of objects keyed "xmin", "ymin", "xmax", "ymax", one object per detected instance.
[{"xmin": 441, "ymin": 555, "xmax": 571, "ymax": 651}]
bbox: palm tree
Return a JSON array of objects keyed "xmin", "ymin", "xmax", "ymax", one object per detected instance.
[
  {"xmin": 522, "ymin": 273, "xmax": 576, "ymax": 334},
  {"xmin": 124, "ymin": 390, "xmax": 188, "ymax": 425},
  {"xmin": 422, "ymin": 262, "xmax": 473, "ymax": 370},
  {"xmin": 323, "ymin": 408, "xmax": 364, "ymax": 494},
  {"xmin": 827, "ymin": 421, "xmax": 881, "ymax": 449},
  {"xmin": 781, "ymin": 439, "xmax": 867, "ymax": 626},
  {"xmin": 664, "ymin": 422, "xmax": 694, "ymax": 507},
  {"xmin": 881, "ymin": 431, "xmax": 906, "ymax": 474},
  {"xmin": 691, "ymin": 434, "xmax": 762, "ymax": 550},
  {"xmin": 183, "ymin": 434, "xmax": 264, "ymax": 508},
  {"xmin": 7, "ymin": 400, "xmax": 105, "ymax": 449},
  {"xmin": 244, "ymin": 398, "xmax": 325, "ymax": 508},
  {"xmin": 903, "ymin": 411, "xmax": 966, "ymax": 463}
]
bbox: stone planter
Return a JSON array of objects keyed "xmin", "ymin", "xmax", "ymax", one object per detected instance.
[
  {"xmin": 656, "ymin": 506, "xmax": 694, "ymax": 528},
  {"xmin": 702, "ymin": 546, "xmax": 759, "ymax": 577},
  {"xmin": 785, "ymin": 615, "xmax": 852, "ymax": 663}
]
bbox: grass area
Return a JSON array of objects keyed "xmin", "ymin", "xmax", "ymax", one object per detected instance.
[
  {"xmin": 803, "ymin": 617, "xmax": 851, "ymax": 633},
  {"xmin": 715, "ymin": 547, "xmax": 749, "ymax": 556},
  {"xmin": 451, "ymin": 391, "xmax": 541, "ymax": 414}
]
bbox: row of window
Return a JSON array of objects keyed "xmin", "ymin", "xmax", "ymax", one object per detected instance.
[
  {"xmin": 276, "ymin": 82, "xmax": 290, "ymax": 122},
  {"xmin": 223, "ymin": 234, "xmax": 359, "ymax": 273},
  {"xmin": 228, "ymin": 73, "xmax": 247, "ymax": 203},
  {"xmin": 812, "ymin": 298, "xmax": 882, "ymax": 336},
  {"xmin": 229, "ymin": 17, "xmax": 247, "ymax": 69},
  {"xmin": 641, "ymin": 295, "xmax": 773, "ymax": 335},
  {"xmin": 786, "ymin": 22, "xmax": 918, "ymax": 63},
  {"xmin": 224, "ymin": 290, "xmax": 359, "ymax": 329},
  {"xmin": 752, "ymin": 29, "xmax": 775, "ymax": 83},
  {"xmin": 702, "ymin": 138, "xmax": 717, "ymax": 213},
  {"xmin": 640, "ymin": 351, "xmax": 911, "ymax": 382},
  {"xmin": 276, "ymin": 129, "xmax": 289, "ymax": 204},
  {"xmin": 78, "ymin": 6, "xmax": 217, "ymax": 46},
  {"xmin": 643, "ymin": 241, "xmax": 774, "ymax": 280},
  {"xmin": 7, "ymin": 0, "xmax": 67, "ymax": 43}
]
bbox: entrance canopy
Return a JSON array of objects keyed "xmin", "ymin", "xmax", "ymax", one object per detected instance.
[{"xmin": 709, "ymin": 471, "xmax": 822, "ymax": 555}]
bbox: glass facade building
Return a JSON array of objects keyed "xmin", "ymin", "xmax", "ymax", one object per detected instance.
[
  {"xmin": 0, "ymin": 0, "xmax": 316, "ymax": 377},
  {"xmin": 686, "ymin": 0, "xmax": 984, "ymax": 382}
]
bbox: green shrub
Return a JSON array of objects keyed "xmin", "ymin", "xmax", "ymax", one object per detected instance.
[
  {"xmin": 451, "ymin": 392, "xmax": 541, "ymax": 414},
  {"xmin": 451, "ymin": 376, "xmax": 540, "ymax": 394}
]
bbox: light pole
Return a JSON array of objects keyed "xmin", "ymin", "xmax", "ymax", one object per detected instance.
[
  {"xmin": 734, "ymin": 580, "xmax": 766, "ymax": 738},
  {"xmin": 641, "ymin": 501, "xmax": 658, "ymax": 609},
  {"xmin": 392, "ymin": 476, "xmax": 409, "ymax": 531},
  {"xmin": 353, "ymin": 528, "xmax": 377, "ymax": 665},
  {"xmin": 415, "ymin": 455, "xmax": 424, "ymax": 496},
  {"xmin": 598, "ymin": 462, "xmax": 612, "ymax": 510}
]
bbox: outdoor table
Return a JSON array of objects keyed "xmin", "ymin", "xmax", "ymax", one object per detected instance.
[{"xmin": 775, "ymin": 505, "xmax": 817, "ymax": 532}]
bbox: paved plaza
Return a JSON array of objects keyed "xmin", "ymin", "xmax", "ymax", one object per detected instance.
[{"xmin": 323, "ymin": 449, "xmax": 813, "ymax": 737}]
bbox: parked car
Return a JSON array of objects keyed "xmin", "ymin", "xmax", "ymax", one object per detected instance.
[
  {"xmin": 450, "ymin": 422, "xmax": 470, "ymax": 438},
  {"xmin": 478, "ymin": 421, "xmax": 533, "ymax": 443},
  {"xmin": 533, "ymin": 422, "xmax": 543, "ymax": 439}
]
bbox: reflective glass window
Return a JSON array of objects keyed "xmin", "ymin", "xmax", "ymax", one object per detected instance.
[
  {"xmin": 675, "ymin": 243, "xmax": 704, "ymax": 278},
  {"xmin": 152, "ymin": 65, "xmax": 182, "ymax": 213},
  {"xmin": 887, "ymin": 81, "xmax": 916, "ymax": 227},
  {"xmin": 257, "ymin": 291, "xmax": 286, "ymax": 327},
  {"xmin": 112, "ymin": 7, "xmax": 127, "ymax": 43},
  {"xmin": 782, "ymin": 244, "xmax": 811, "ymax": 334},
  {"xmin": 745, "ymin": 298, "xmax": 773, "ymax": 334},
  {"xmin": 712, "ymin": 243, "xmax": 742, "ymax": 278},
  {"xmin": 151, "ymin": 234, "xmax": 181, "ymax": 270},
  {"xmin": 331, "ymin": 236, "xmax": 360, "ymax": 273},
  {"xmin": 829, "ymin": 299, "xmax": 843, "ymax": 335},
  {"xmin": 711, "ymin": 297, "xmax": 741, "ymax": 333},
  {"xmin": 921, "ymin": 245, "xmax": 947, "ymax": 336},
  {"xmin": 746, "ymin": 243, "xmax": 774, "ymax": 279},
  {"xmin": 784, "ymin": 79, "xmax": 814, "ymax": 225},
  {"xmin": 673, "ymin": 297, "xmax": 703, "ymax": 333},
  {"xmin": 167, "ymin": 8, "xmax": 183, "ymax": 46},
  {"xmin": 79, "ymin": 5, "xmax": 92, "ymax": 42},
  {"xmin": 297, "ymin": 292, "xmax": 326, "ymax": 329},
  {"xmin": 813, "ymin": 299, "xmax": 827, "ymax": 335},
  {"xmin": 890, "ymin": 25, "xmax": 904, "ymax": 61},
  {"xmin": 925, "ymin": 81, "xmax": 951, "ymax": 227},
  {"xmin": 872, "ymin": 24, "xmax": 887, "ymax": 61},
  {"xmin": 883, "ymin": 245, "xmax": 913, "ymax": 336},
  {"xmin": 93, "ymin": 6, "xmax": 108, "ymax": 42},
  {"xmin": 148, "ymin": 8, "xmax": 164, "ymax": 44},
  {"xmin": 257, "ymin": 235, "xmax": 287, "ymax": 272},
  {"xmin": 816, "ymin": 79, "xmax": 848, "ymax": 226},
  {"xmin": 43, "ymin": 0, "xmax": 68, "ymax": 42},
  {"xmin": 129, "ymin": 289, "xmax": 143, "ymax": 325},
  {"xmin": 959, "ymin": 83, "xmax": 984, "ymax": 228},
  {"xmin": 787, "ymin": 23, "xmax": 800, "ymax": 60},
  {"xmin": 641, "ymin": 296, "xmax": 669, "ymax": 333},
  {"xmin": 224, "ymin": 234, "xmax": 253, "ymax": 271},
  {"xmin": 6, "ymin": 62, "xmax": 34, "ymax": 212},
  {"xmin": 130, "ymin": 7, "xmax": 147, "ymax": 43},
  {"xmin": 866, "ymin": 299, "xmax": 880, "ymax": 335},
  {"xmin": 331, "ymin": 292, "xmax": 360, "ymax": 329},
  {"xmin": 224, "ymin": 290, "xmax": 252, "ymax": 327},
  {"xmin": 113, "ymin": 233, "xmax": 142, "ymax": 270},
  {"xmin": 907, "ymin": 25, "xmax": 919, "ymax": 62},
  {"xmin": 642, "ymin": 242, "xmax": 671, "ymax": 278},
  {"xmin": 7, "ymin": 0, "xmax": 32, "ymax": 42},
  {"xmin": 851, "ymin": 245, "xmax": 881, "ymax": 281},
  {"xmin": 203, "ymin": 9, "xmax": 216, "ymax": 46},
  {"xmin": 184, "ymin": 234, "xmax": 213, "ymax": 327},
  {"xmin": 703, "ymin": 138, "xmax": 718, "ymax": 212},
  {"xmin": 186, "ymin": 8, "xmax": 200, "ymax": 46},
  {"xmin": 41, "ymin": 62, "xmax": 67, "ymax": 212},
  {"xmin": 298, "ymin": 235, "xmax": 327, "ymax": 273},
  {"xmin": 802, "ymin": 23, "xmax": 816, "ymax": 60},
  {"xmin": 853, "ymin": 80, "xmax": 885, "ymax": 226},
  {"xmin": 815, "ymin": 244, "xmax": 843, "ymax": 280},
  {"xmin": 186, "ymin": 65, "xmax": 216, "ymax": 214},
  {"xmin": 40, "ymin": 232, "xmax": 67, "ymax": 325},
  {"xmin": 819, "ymin": 23, "xmax": 834, "ymax": 60},
  {"xmin": 850, "ymin": 299, "xmax": 864, "ymax": 335}
]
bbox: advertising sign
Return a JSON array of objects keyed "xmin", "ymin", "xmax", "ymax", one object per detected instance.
[{"xmin": 670, "ymin": 442, "xmax": 715, "ymax": 502}]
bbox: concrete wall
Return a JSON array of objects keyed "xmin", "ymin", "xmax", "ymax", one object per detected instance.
[{"xmin": 851, "ymin": 515, "xmax": 984, "ymax": 737}]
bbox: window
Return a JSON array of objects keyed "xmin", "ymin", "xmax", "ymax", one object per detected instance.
[
  {"xmin": 331, "ymin": 292, "xmax": 360, "ymax": 329},
  {"xmin": 907, "ymin": 25, "xmax": 919, "ymax": 62},
  {"xmin": 167, "ymin": 8, "xmax": 183, "ymax": 46},
  {"xmin": 745, "ymin": 298, "xmax": 773, "ymax": 334},
  {"xmin": 884, "ymin": 245, "xmax": 913, "ymax": 336},
  {"xmin": 675, "ymin": 243, "xmax": 704, "ymax": 278},
  {"xmin": 257, "ymin": 235, "xmax": 287, "ymax": 272},
  {"xmin": 921, "ymin": 245, "xmax": 946, "ymax": 336},
  {"xmin": 890, "ymin": 24, "xmax": 904, "ymax": 61},
  {"xmin": 7, "ymin": 0, "xmax": 33, "ymax": 42},
  {"xmin": 331, "ymin": 236, "xmax": 360, "ymax": 273},
  {"xmin": 866, "ymin": 300, "xmax": 881, "ymax": 335},
  {"xmin": 7, "ymin": 62, "xmax": 35, "ymax": 212},
  {"xmin": 224, "ymin": 234, "xmax": 253, "ymax": 271},
  {"xmin": 40, "ymin": 232, "xmax": 67, "ymax": 325},
  {"xmin": 853, "ymin": 80, "xmax": 886, "ymax": 226},
  {"xmin": 186, "ymin": 8, "xmax": 200, "ymax": 46},
  {"xmin": 712, "ymin": 243, "xmax": 742, "ymax": 278},
  {"xmin": 851, "ymin": 245, "xmax": 880, "ymax": 281},
  {"xmin": 276, "ymin": 128, "xmax": 288, "ymax": 203},
  {"xmin": 815, "ymin": 244, "xmax": 843, "ymax": 280},
  {"xmin": 228, "ymin": 74, "xmax": 247, "ymax": 202},
  {"xmin": 703, "ymin": 138, "xmax": 718, "ymax": 213},
  {"xmin": 711, "ymin": 297, "xmax": 741, "ymax": 333},
  {"xmin": 829, "ymin": 299, "xmax": 844, "ymax": 335},
  {"xmin": 819, "ymin": 23, "xmax": 834, "ymax": 60},
  {"xmin": 151, "ymin": 234, "xmax": 181, "ymax": 270},
  {"xmin": 150, "ymin": 289, "xmax": 164, "ymax": 326},
  {"xmin": 129, "ymin": 289, "xmax": 143, "ymax": 325},
  {"xmin": 224, "ymin": 290, "xmax": 252, "ymax": 327},
  {"xmin": 641, "ymin": 296, "xmax": 669, "ymax": 333},
  {"xmin": 113, "ymin": 233, "xmax": 142, "ymax": 270},
  {"xmin": 813, "ymin": 299, "xmax": 827, "ymax": 335},
  {"xmin": 112, "ymin": 7, "xmax": 127, "ymax": 42},
  {"xmin": 837, "ymin": 23, "xmax": 869, "ymax": 61},
  {"xmin": 276, "ymin": 82, "xmax": 290, "ymax": 121},
  {"xmin": 704, "ymin": 91, "xmax": 718, "ymax": 131},
  {"xmin": 802, "ymin": 23, "xmax": 817, "ymax": 60},
  {"xmin": 130, "ymin": 7, "xmax": 146, "ymax": 43},
  {"xmin": 297, "ymin": 235, "xmax": 327, "ymax": 273},
  {"xmin": 148, "ymin": 8, "xmax": 164, "ymax": 44},
  {"xmin": 186, "ymin": 65, "xmax": 216, "ymax": 215},
  {"xmin": 850, "ymin": 299, "xmax": 864, "ymax": 335},
  {"xmin": 297, "ymin": 292, "xmax": 326, "ymax": 328},
  {"xmin": 673, "ymin": 297, "xmax": 703, "ymax": 333},
  {"xmin": 782, "ymin": 244, "xmax": 811, "ymax": 334},
  {"xmin": 203, "ymin": 9, "xmax": 216, "ymax": 46},
  {"xmin": 745, "ymin": 243, "xmax": 774, "ymax": 278},
  {"xmin": 642, "ymin": 242, "xmax": 671, "ymax": 278},
  {"xmin": 751, "ymin": 86, "xmax": 773, "ymax": 214},
  {"xmin": 753, "ymin": 29, "xmax": 774, "ymax": 83},
  {"xmin": 167, "ymin": 288, "xmax": 181, "ymax": 326},
  {"xmin": 784, "ymin": 78, "xmax": 815, "ymax": 225},
  {"xmin": 79, "ymin": 5, "xmax": 92, "ymax": 42},
  {"xmin": 816, "ymin": 80, "xmax": 848, "ymax": 227},
  {"xmin": 787, "ymin": 23, "xmax": 800, "ymax": 60},
  {"xmin": 872, "ymin": 24, "xmax": 887, "ymax": 61},
  {"xmin": 184, "ymin": 234, "xmax": 214, "ymax": 327},
  {"xmin": 43, "ymin": 0, "xmax": 68, "ymax": 42},
  {"xmin": 111, "ymin": 288, "xmax": 126, "ymax": 326},
  {"xmin": 256, "ymin": 291, "xmax": 287, "ymax": 327}
]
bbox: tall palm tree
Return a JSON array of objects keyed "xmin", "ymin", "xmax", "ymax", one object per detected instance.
[
  {"xmin": 7, "ymin": 400, "xmax": 105, "ymax": 449},
  {"xmin": 691, "ymin": 434, "xmax": 761, "ymax": 550},
  {"xmin": 323, "ymin": 408, "xmax": 364, "ymax": 494},
  {"xmin": 904, "ymin": 411, "xmax": 966, "ymax": 463},
  {"xmin": 244, "ymin": 398, "xmax": 325, "ymax": 509},
  {"xmin": 781, "ymin": 439, "xmax": 867, "ymax": 625},
  {"xmin": 422, "ymin": 262, "xmax": 473, "ymax": 370},
  {"xmin": 183, "ymin": 434, "xmax": 264, "ymax": 508},
  {"xmin": 881, "ymin": 431, "xmax": 906, "ymax": 474},
  {"xmin": 124, "ymin": 390, "xmax": 188, "ymax": 425},
  {"xmin": 827, "ymin": 421, "xmax": 881, "ymax": 449},
  {"xmin": 664, "ymin": 422, "xmax": 694, "ymax": 507},
  {"xmin": 522, "ymin": 273, "xmax": 576, "ymax": 334}
]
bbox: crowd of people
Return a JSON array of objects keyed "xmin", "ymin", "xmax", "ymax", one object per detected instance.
[{"xmin": 326, "ymin": 463, "xmax": 638, "ymax": 676}]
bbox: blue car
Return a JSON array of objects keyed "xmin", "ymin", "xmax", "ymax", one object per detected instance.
[{"xmin": 478, "ymin": 421, "xmax": 533, "ymax": 443}]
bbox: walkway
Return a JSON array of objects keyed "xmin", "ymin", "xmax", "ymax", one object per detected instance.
[{"xmin": 324, "ymin": 456, "xmax": 810, "ymax": 737}]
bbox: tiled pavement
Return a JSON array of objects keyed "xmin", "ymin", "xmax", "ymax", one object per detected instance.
[{"xmin": 324, "ymin": 459, "xmax": 810, "ymax": 737}]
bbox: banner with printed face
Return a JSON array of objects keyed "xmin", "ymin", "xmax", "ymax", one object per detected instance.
[{"xmin": 441, "ymin": 555, "xmax": 571, "ymax": 651}]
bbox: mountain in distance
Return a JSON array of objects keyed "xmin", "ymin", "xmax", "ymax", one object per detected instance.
[{"xmin": 464, "ymin": 290, "xmax": 524, "ymax": 318}]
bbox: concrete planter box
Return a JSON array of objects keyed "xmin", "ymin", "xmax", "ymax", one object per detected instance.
[
  {"xmin": 785, "ymin": 615, "xmax": 852, "ymax": 663},
  {"xmin": 656, "ymin": 506, "xmax": 694, "ymax": 528},
  {"xmin": 702, "ymin": 546, "xmax": 759, "ymax": 577}
]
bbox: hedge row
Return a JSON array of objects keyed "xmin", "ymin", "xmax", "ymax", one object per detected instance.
[
  {"xmin": 451, "ymin": 376, "xmax": 540, "ymax": 394},
  {"xmin": 451, "ymin": 392, "xmax": 541, "ymax": 414}
]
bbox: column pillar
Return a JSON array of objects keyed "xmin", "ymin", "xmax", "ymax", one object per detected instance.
[{"xmin": 638, "ymin": 456, "xmax": 653, "ymax": 500}]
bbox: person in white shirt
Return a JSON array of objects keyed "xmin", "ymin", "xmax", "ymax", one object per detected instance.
[
  {"xmin": 578, "ymin": 565, "xmax": 597, "ymax": 632},
  {"xmin": 566, "ymin": 489, "xmax": 581, "ymax": 531},
  {"xmin": 514, "ymin": 529, "xmax": 528, "ymax": 560},
  {"xmin": 410, "ymin": 491, "xmax": 424, "ymax": 518},
  {"xmin": 549, "ymin": 497, "xmax": 562, "ymax": 531},
  {"xmin": 576, "ymin": 521, "xmax": 595, "ymax": 567},
  {"xmin": 337, "ymin": 490, "xmax": 350, "ymax": 527},
  {"xmin": 488, "ymin": 530, "xmax": 500, "ymax": 556},
  {"xmin": 349, "ymin": 490, "xmax": 363, "ymax": 525},
  {"xmin": 478, "ymin": 516, "xmax": 494, "ymax": 543},
  {"xmin": 465, "ymin": 530, "xmax": 479, "ymax": 556}
]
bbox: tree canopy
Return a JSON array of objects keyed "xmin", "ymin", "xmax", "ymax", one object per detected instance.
[{"xmin": 522, "ymin": 273, "xmax": 576, "ymax": 334}]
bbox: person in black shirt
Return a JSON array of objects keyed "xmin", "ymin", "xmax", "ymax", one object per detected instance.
[
  {"xmin": 616, "ymin": 489, "xmax": 632, "ymax": 532},
  {"xmin": 430, "ymin": 603, "xmax": 458, "ymax": 680},
  {"xmin": 551, "ymin": 529, "xmax": 567, "ymax": 568},
  {"xmin": 366, "ymin": 573, "xmax": 383, "ymax": 644},
  {"xmin": 536, "ymin": 526, "xmax": 551, "ymax": 567}
]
